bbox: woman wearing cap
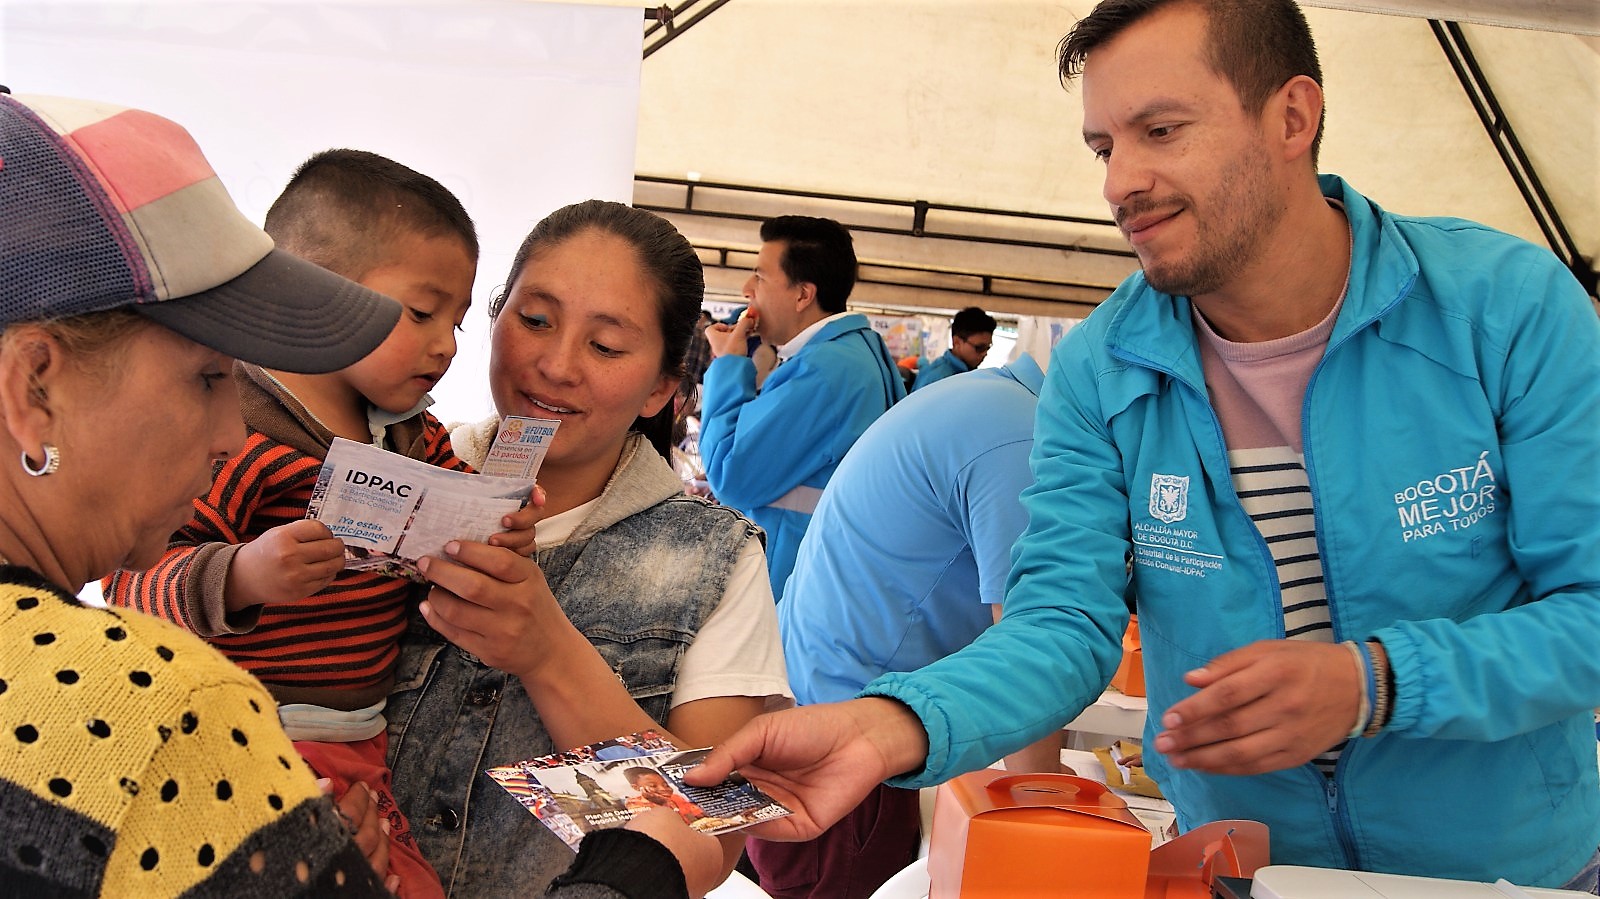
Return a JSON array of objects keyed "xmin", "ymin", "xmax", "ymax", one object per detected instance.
[{"xmin": 0, "ymin": 92, "xmax": 721, "ymax": 899}]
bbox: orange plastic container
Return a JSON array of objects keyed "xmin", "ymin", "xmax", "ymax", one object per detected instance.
[
  {"xmin": 929, "ymin": 773, "xmax": 1150, "ymax": 897},
  {"xmin": 1111, "ymin": 614, "xmax": 1146, "ymax": 697},
  {"xmin": 928, "ymin": 770, "xmax": 1269, "ymax": 898}
]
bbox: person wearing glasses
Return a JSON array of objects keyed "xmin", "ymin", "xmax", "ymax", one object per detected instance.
[{"xmin": 911, "ymin": 306, "xmax": 996, "ymax": 391}]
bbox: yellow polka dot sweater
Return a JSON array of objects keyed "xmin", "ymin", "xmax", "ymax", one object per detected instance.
[{"xmin": 0, "ymin": 566, "xmax": 386, "ymax": 897}]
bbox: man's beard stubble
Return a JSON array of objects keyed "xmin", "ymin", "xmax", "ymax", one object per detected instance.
[{"xmin": 1130, "ymin": 143, "xmax": 1281, "ymax": 299}]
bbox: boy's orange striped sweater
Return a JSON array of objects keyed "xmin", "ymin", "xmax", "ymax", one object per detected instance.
[{"xmin": 106, "ymin": 363, "xmax": 468, "ymax": 710}]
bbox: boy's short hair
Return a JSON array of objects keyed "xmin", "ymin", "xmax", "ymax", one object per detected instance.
[
  {"xmin": 951, "ymin": 306, "xmax": 997, "ymax": 339},
  {"xmin": 263, "ymin": 149, "xmax": 478, "ymax": 281}
]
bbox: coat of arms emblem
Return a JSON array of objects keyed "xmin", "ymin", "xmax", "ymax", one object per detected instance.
[{"xmin": 1150, "ymin": 473, "xmax": 1189, "ymax": 524}]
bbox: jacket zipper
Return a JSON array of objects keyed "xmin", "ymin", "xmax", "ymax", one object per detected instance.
[
  {"xmin": 1114, "ymin": 295, "xmax": 1406, "ymax": 871},
  {"xmin": 1322, "ymin": 763, "xmax": 1358, "ymax": 868},
  {"xmin": 1109, "ymin": 347, "xmax": 1287, "ymax": 637},
  {"xmin": 1299, "ymin": 270, "xmax": 1416, "ymax": 867}
]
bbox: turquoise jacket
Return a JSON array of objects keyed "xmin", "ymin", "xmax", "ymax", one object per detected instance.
[
  {"xmin": 701, "ymin": 312, "xmax": 904, "ymax": 597},
  {"xmin": 911, "ymin": 349, "xmax": 969, "ymax": 391},
  {"xmin": 864, "ymin": 176, "xmax": 1600, "ymax": 886}
]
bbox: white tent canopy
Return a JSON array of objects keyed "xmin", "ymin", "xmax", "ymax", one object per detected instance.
[
  {"xmin": 629, "ymin": 0, "xmax": 1599, "ymax": 314},
  {"xmin": 1302, "ymin": 1, "xmax": 1598, "ymax": 35}
]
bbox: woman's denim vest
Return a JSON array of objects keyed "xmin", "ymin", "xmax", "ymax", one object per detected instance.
[{"xmin": 384, "ymin": 485, "xmax": 758, "ymax": 897}]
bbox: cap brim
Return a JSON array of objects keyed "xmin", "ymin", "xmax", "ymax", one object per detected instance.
[{"xmin": 136, "ymin": 248, "xmax": 401, "ymax": 374}]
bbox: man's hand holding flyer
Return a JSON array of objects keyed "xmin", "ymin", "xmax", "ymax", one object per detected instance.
[
  {"xmin": 487, "ymin": 732, "xmax": 792, "ymax": 851},
  {"xmin": 306, "ymin": 417, "xmax": 560, "ymax": 580}
]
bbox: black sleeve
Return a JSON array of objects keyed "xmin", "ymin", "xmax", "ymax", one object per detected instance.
[{"xmin": 545, "ymin": 827, "xmax": 691, "ymax": 899}]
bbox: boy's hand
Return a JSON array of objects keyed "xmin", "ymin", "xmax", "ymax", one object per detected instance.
[
  {"xmin": 487, "ymin": 485, "xmax": 544, "ymax": 557},
  {"xmin": 226, "ymin": 519, "xmax": 346, "ymax": 611}
]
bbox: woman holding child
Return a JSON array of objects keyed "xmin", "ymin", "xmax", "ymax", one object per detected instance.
[
  {"xmin": 387, "ymin": 200, "xmax": 790, "ymax": 897},
  {"xmin": 0, "ymin": 94, "xmax": 740, "ymax": 899}
]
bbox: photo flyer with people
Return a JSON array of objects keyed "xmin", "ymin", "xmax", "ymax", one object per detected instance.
[
  {"xmin": 306, "ymin": 416, "xmax": 558, "ymax": 581},
  {"xmin": 486, "ymin": 732, "xmax": 792, "ymax": 851}
]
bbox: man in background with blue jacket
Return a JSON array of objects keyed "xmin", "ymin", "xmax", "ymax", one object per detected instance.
[
  {"xmin": 691, "ymin": 0, "xmax": 1600, "ymax": 890},
  {"xmin": 701, "ymin": 216, "xmax": 905, "ymax": 598},
  {"xmin": 911, "ymin": 305, "xmax": 997, "ymax": 391}
]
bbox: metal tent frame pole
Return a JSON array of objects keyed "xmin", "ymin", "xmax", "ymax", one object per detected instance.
[{"xmin": 1431, "ymin": 19, "xmax": 1597, "ymax": 296}]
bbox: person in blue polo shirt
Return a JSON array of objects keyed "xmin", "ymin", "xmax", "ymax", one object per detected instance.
[
  {"xmin": 911, "ymin": 306, "xmax": 997, "ymax": 391},
  {"xmin": 701, "ymin": 216, "xmax": 904, "ymax": 598},
  {"xmin": 747, "ymin": 353, "xmax": 1063, "ymax": 899}
]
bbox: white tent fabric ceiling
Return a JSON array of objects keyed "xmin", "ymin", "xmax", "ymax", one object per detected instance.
[
  {"xmin": 1303, "ymin": 0, "xmax": 1599, "ymax": 35},
  {"xmin": 625, "ymin": 0, "xmax": 1599, "ymax": 311}
]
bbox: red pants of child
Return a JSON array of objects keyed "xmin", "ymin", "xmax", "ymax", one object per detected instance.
[{"xmin": 295, "ymin": 732, "xmax": 444, "ymax": 899}]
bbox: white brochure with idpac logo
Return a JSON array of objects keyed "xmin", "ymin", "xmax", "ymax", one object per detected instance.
[{"xmin": 306, "ymin": 437, "xmax": 537, "ymax": 581}]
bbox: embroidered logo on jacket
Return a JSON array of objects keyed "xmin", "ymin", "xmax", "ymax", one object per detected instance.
[
  {"xmin": 1150, "ymin": 473, "xmax": 1189, "ymax": 523},
  {"xmin": 1134, "ymin": 473, "xmax": 1223, "ymax": 579},
  {"xmin": 1393, "ymin": 451, "xmax": 1499, "ymax": 543}
]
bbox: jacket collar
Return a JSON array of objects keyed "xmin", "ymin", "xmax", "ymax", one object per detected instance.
[
  {"xmin": 778, "ymin": 311, "xmax": 872, "ymax": 360},
  {"xmin": 238, "ymin": 363, "xmax": 433, "ymax": 460},
  {"xmin": 1103, "ymin": 174, "xmax": 1420, "ymax": 381},
  {"xmin": 939, "ymin": 348, "xmax": 971, "ymax": 374},
  {"xmin": 567, "ymin": 433, "xmax": 684, "ymax": 544},
  {"xmin": 1323, "ymin": 173, "xmax": 1419, "ymax": 345},
  {"xmin": 999, "ymin": 352, "xmax": 1045, "ymax": 397}
]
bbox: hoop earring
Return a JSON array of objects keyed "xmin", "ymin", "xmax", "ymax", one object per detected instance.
[{"xmin": 21, "ymin": 444, "xmax": 59, "ymax": 477}]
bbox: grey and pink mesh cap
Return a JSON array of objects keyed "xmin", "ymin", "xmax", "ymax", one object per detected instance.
[{"xmin": 0, "ymin": 91, "xmax": 400, "ymax": 373}]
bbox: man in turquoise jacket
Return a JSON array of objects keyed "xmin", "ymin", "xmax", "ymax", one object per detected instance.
[
  {"xmin": 691, "ymin": 0, "xmax": 1600, "ymax": 891},
  {"xmin": 701, "ymin": 216, "xmax": 904, "ymax": 597}
]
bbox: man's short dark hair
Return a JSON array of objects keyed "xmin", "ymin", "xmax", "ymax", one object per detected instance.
[
  {"xmin": 951, "ymin": 306, "xmax": 997, "ymax": 339},
  {"xmin": 264, "ymin": 148, "xmax": 479, "ymax": 281},
  {"xmin": 1057, "ymin": 0, "xmax": 1324, "ymax": 165},
  {"xmin": 759, "ymin": 216, "xmax": 858, "ymax": 314}
]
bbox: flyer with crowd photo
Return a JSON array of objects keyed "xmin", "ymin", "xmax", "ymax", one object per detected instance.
[
  {"xmin": 306, "ymin": 437, "xmax": 537, "ymax": 582},
  {"xmin": 487, "ymin": 734, "xmax": 791, "ymax": 851}
]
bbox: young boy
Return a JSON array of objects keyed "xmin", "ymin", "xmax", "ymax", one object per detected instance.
[{"xmin": 107, "ymin": 149, "xmax": 519, "ymax": 898}]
